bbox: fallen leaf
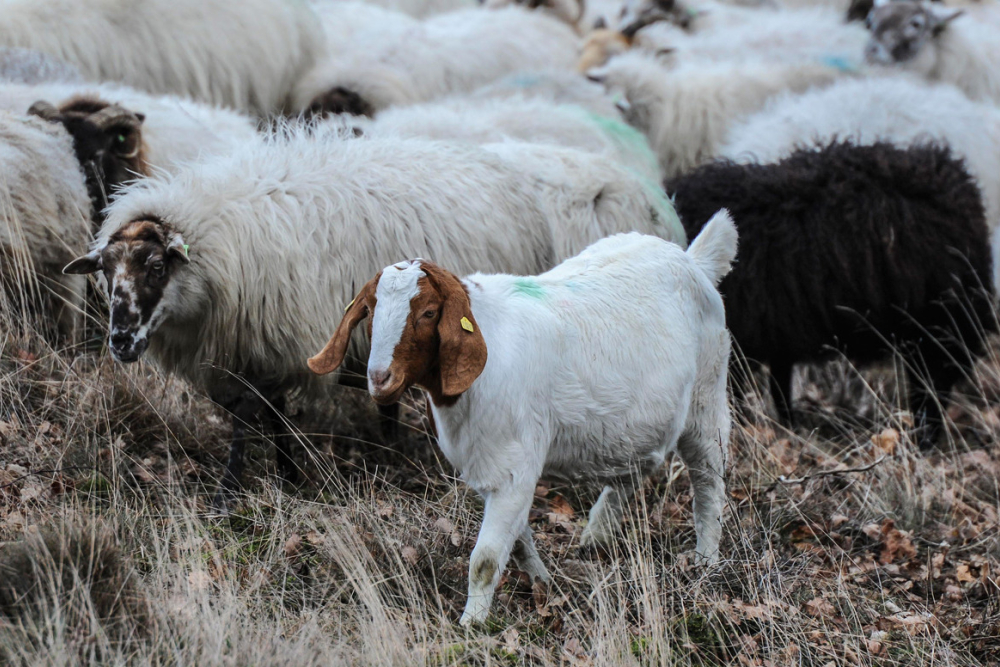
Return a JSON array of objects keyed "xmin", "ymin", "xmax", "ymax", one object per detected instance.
[
  {"xmin": 804, "ymin": 597, "xmax": 837, "ymax": 619},
  {"xmin": 376, "ymin": 503, "xmax": 393, "ymax": 519},
  {"xmin": 956, "ymin": 564, "xmax": 976, "ymax": 584},
  {"xmin": 284, "ymin": 534, "xmax": 303, "ymax": 561},
  {"xmin": 188, "ymin": 569, "xmax": 212, "ymax": 591},
  {"xmin": 872, "ymin": 428, "xmax": 899, "ymax": 455},
  {"xmin": 401, "ymin": 546, "xmax": 419, "ymax": 566}
]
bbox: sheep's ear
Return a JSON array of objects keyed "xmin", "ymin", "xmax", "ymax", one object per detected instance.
[
  {"xmin": 426, "ymin": 264, "xmax": 487, "ymax": 397},
  {"xmin": 929, "ymin": 6, "xmax": 963, "ymax": 34},
  {"xmin": 307, "ymin": 273, "xmax": 381, "ymax": 375},
  {"xmin": 166, "ymin": 233, "xmax": 190, "ymax": 264},
  {"xmin": 63, "ymin": 250, "xmax": 102, "ymax": 275}
]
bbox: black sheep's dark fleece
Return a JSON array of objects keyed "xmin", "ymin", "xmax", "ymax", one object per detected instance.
[{"xmin": 667, "ymin": 140, "xmax": 995, "ymax": 444}]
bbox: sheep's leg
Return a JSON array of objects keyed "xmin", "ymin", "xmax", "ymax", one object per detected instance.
[
  {"xmin": 511, "ymin": 524, "xmax": 549, "ymax": 583},
  {"xmin": 460, "ymin": 481, "xmax": 535, "ymax": 627},
  {"xmin": 211, "ymin": 390, "xmax": 265, "ymax": 515},
  {"xmin": 579, "ymin": 478, "xmax": 639, "ymax": 550},
  {"xmin": 677, "ymin": 426, "xmax": 727, "ymax": 565},
  {"xmin": 907, "ymin": 347, "xmax": 964, "ymax": 450},
  {"xmin": 263, "ymin": 395, "xmax": 300, "ymax": 484},
  {"xmin": 769, "ymin": 360, "xmax": 794, "ymax": 426}
]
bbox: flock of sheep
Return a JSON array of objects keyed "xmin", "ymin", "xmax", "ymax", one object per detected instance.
[{"xmin": 0, "ymin": 0, "xmax": 998, "ymax": 626}]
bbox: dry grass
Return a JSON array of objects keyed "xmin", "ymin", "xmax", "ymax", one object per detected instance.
[{"xmin": 1, "ymin": 296, "xmax": 999, "ymax": 667}]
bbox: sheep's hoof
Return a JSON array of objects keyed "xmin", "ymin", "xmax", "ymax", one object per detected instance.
[{"xmin": 210, "ymin": 489, "xmax": 234, "ymax": 517}]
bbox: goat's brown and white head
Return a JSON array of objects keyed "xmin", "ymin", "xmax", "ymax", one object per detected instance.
[
  {"xmin": 307, "ymin": 260, "xmax": 487, "ymax": 406},
  {"xmin": 864, "ymin": 0, "xmax": 963, "ymax": 68},
  {"xmin": 29, "ymin": 96, "xmax": 148, "ymax": 223},
  {"xmin": 63, "ymin": 218, "xmax": 189, "ymax": 362}
]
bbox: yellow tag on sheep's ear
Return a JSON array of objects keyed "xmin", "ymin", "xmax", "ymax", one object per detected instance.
[
  {"xmin": 345, "ymin": 298, "xmax": 355, "ymax": 312},
  {"xmin": 461, "ymin": 317, "xmax": 474, "ymax": 333}
]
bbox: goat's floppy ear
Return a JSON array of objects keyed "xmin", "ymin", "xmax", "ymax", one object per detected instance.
[
  {"xmin": 426, "ymin": 265, "xmax": 487, "ymax": 397},
  {"xmin": 307, "ymin": 273, "xmax": 381, "ymax": 375}
]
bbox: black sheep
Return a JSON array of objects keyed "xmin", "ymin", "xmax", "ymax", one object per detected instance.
[{"xmin": 666, "ymin": 140, "xmax": 995, "ymax": 444}]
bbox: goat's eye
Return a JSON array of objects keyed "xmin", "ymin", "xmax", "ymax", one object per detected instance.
[{"xmin": 422, "ymin": 309, "xmax": 437, "ymax": 319}]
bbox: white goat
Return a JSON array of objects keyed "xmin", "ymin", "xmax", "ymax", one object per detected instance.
[
  {"xmin": 0, "ymin": 111, "xmax": 91, "ymax": 338},
  {"xmin": 587, "ymin": 51, "xmax": 850, "ymax": 177},
  {"xmin": 0, "ymin": 0, "xmax": 325, "ymax": 115},
  {"xmin": 64, "ymin": 128, "xmax": 684, "ymax": 510},
  {"xmin": 865, "ymin": 0, "xmax": 1000, "ymax": 104},
  {"xmin": 719, "ymin": 75, "xmax": 1000, "ymax": 288},
  {"xmin": 308, "ymin": 215, "xmax": 737, "ymax": 625},
  {"xmin": 292, "ymin": 7, "xmax": 581, "ymax": 115}
]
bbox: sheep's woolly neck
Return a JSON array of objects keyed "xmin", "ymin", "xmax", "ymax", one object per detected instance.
[
  {"xmin": 99, "ymin": 129, "xmax": 682, "ymax": 401},
  {"xmin": 925, "ymin": 18, "xmax": 1000, "ymax": 104}
]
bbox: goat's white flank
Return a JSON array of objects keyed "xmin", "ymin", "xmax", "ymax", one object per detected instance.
[{"xmin": 367, "ymin": 214, "xmax": 737, "ymax": 625}]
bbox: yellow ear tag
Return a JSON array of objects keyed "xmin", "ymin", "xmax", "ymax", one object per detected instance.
[
  {"xmin": 344, "ymin": 298, "xmax": 355, "ymax": 312},
  {"xmin": 461, "ymin": 317, "xmax": 474, "ymax": 333}
]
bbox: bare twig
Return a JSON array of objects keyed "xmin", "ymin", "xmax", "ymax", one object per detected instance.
[{"xmin": 776, "ymin": 454, "xmax": 888, "ymax": 485}]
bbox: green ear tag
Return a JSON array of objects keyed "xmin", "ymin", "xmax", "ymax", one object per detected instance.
[{"xmin": 182, "ymin": 244, "xmax": 190, "ymax": 258}]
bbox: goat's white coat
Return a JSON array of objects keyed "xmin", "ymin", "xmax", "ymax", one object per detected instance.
[
  {"xmin": 369, "ymin": 217, "xmax": 735, "ymax": 625},
  {"xmin": 720, "ymin": 75, "xmax": 1000, "ymax": 289},
  {"xmin": 0, "ymin": 82, "xmax": 259, "ymax": 176},
  {"xmin": 292, "ymin": 7, "xmax": 581, "ymax": 112},
  {"xmin": 96, "ymin": 128, "xmax": 684, "ymax": 400},
  {"xmin": 0, "ymin": 111, "xmax": 91, "ymax": 337},
  {"xmin": 591, "ymin": 51, "xmax": 850, "ymax": 177},
  {"xmin": 0, "ymin": 0, "xmax": 324, "ymax": 115}
]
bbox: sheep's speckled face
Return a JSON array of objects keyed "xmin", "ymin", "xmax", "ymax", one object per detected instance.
[
  {"xmin": 63, "ymin": 219, "xmax": 189, "ymax": 363},
  {"xmin": 864, "ymin": 2, "xmax": 962, "ymax": 66},
  {"xmin": 618, "ymin": 0, "xmax": 688, "ymax": 37}
]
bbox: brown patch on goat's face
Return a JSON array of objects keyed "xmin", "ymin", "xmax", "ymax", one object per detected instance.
[
  {"xmin": 308, "ymin": 261, "xmax": 487, "ymax": 407},
  {"xmin": 307, "ymin": 87, "xmax": 376, "ymax": 119},
  {"xmin": 29, "ymin": 96, "xmax": 148, "ymax": 224},
  {"xmin": 864, "ymin": 2, "xmax": 961, "ymax": 66},
  {"xmin": 63, "ymin": 218, "xmax": 189, "ymax": 363},
  {"xmin": 578, "ymin": 30, "xmax": 632, "ymax": 72}
]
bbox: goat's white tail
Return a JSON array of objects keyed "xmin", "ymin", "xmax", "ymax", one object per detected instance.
[{"xmin": 686, "ymin": 209, "xmax": 738, "ymax": 286}]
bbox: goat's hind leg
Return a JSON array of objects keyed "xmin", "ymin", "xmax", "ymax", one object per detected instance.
[
  {"xmin": 580, "ymin": 477, "xmax": 639, "ymax": 550},
  {"xmin": 511, "ymin": 524, "xmax": 549, "ymax": 583}
]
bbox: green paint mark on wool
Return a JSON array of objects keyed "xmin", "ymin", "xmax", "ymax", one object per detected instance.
[
  {"xmin": 514, "ymin": 278, "xmax": 546, "ymax": 299},
  {"xmin": 585, "ymin": 111, "xmax": 660, "ymax": 175}
]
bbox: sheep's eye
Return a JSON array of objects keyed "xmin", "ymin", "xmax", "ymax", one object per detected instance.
[
  {"xmin": 910, "ymin": 16, "xmax": 924, "ymax": 28},
  {"xmin": 151, "ymin": 260, "xmax": 165, "ymax": 274}
]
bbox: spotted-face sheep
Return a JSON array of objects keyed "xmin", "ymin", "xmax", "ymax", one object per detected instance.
[
  {"xmin": 666, "ymin": 140, "xmax": 995, "ymax": 444},
  {"xmin": 865, "ymin": 0, "xmax": 1000, "ymax": 103},
  {"xmin": 0, "ymin": 111, "xmax": 91, "ymax": 339},
  {"xmin": 63, "ymin": 128, "xmax": 685, "ymax": 511},
  {"xmin": 0, "ymin": 0, "xmax": 325, "ymax": 115},
  {"xmin": 587, "ymin": 51, "xmax": 849, "ymax": 178},
  {"xmin": 2, "ymin": 82, "xmax": 259, "ymax": 184},
  {"xmin": 293, "ymin": 6, "xmax": 581, "ymax": 117},
  {"xmin": 307, "ymin": 216, "xmax": 736, "ymax": 625},
  {"xmin": 719, "ymin": 76, "xmax": 1000, "ymax": 290},
  {"xmin": 340, "ymin": 96, "xmax": 663, "ymax": 181}
]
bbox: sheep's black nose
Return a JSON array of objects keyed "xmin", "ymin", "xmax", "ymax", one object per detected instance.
[{"xmin": 110, "ymin": 332, "xmax": 132, "ymax": 350}]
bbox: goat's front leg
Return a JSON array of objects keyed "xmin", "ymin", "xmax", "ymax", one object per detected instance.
[{"xmin": 461, "ymin": 480, "xmax": 536, "ymax": 627}]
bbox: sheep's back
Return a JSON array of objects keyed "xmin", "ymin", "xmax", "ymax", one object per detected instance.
[{"xmin": 667, "ymin": 140, "xmax": 994, "ymax": 366}]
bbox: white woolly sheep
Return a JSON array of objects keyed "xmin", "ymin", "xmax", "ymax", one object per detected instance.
[
  {"xmin": 0, "ymin": 48, "xmax": 80, "ymax": 85},
  {"xmin": 587, "ymin": 51, "xmax": 850, "ymax": 177},
  {"xmin": 865, "ymin": 0, "xmax": 1000, "ymax": 103},
  {"xmin": 63, "ymin": 128, "xmax": 685, "ymax": 511},
  {"xmin": 0, "ymin": 111, "xmax": 91, "ymax": 339},
  {"xmin": 293, "ymin": 6, "xmax": 581, "ymax": 116},
  {"xmin": 1, "ymin": 82, "xmax": 259, "ymax": 177},
  {"xmin": 719, "ymin": 75, "xmax": 1000, "ymax": 288},
  {"xmin": 340, "ymin": 96, "xmax": 663, "ymax": 181},
  {"xmin": 310, "ymin": 0, "xmax": 477, "ymax": 19},
  {"xmin": 0, "ymin": 0, "xmax": 325, "ymax": 115},
  {"xmin": 635, "ymin": 5, "xmax": 869, "ymax": 69},
  {"xmin": 470, "ymin": 70, "xmax": 626, "ymax": 119},
  {"xmin": 307, "ymin": 216, "xmax": 736, "ymax": 625}
]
